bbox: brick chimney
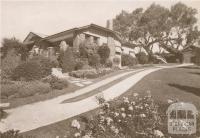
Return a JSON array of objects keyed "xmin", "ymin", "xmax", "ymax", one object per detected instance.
[{"xmin": 106, "ymin": 19, "xmax": 113, "ymax": 30}]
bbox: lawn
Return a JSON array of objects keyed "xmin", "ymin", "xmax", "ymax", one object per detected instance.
[{"xmin": 21, "ymin": 65, "xmax": 200, "ymax": 138}]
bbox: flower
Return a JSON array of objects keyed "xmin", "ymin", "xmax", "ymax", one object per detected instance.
[
  {"xmin": 167, "ymin": 99, "xmax": 173, "ymax": 104},
  {"xmin": 111, "ymin": 125, "xmax": 119, "ymax": 134},
  {"xmin": 131, "ymin": 101, "xmax": 136, "ymax": 105},
  {"xmin": 71, "ymin": 119, "xmax": 80, "ymax": 129},
  {"xmin": 103, "ymin": 102, "xmax": 110, "ymax": 108},
  {"xmin": 133, "ymin": 93, "xmax": 139, "ymax": 97},
  {"xmin": 74, "ymin": 132, "xmax": 81, "ymax": 137},
  {"xmin": 82, "ymin": 135, "xmax": 91, "ymax": 138},
  {"xmin": 154, "ymin": 130, "xmax": 164, "ymax": 137},
  {"xmin": 140, "ymin": 114, "xmax": 146, "ymax": 118},
  {"xmin": 121, "ymin": 113, "xmax": 126, "ymax": 118},
  {"xmin": 121, "ymin": 108, "xmax": 125, "ymax": 111},
  {"xmin": 106, "ymin": 117, "xmax": 113, "ymax": 125},
  {"xmin": 114, "ymin": 112, "xmax": 119, "ymax": 117},
  {"xmin": 128, "ymin": 106, "xmax": 133, "ymax": 111},
  {"xmin": 123, "ymin": 97, "xmax": 129, "ymax": 103},
  {"xmin": 100, "ymin": 116, "xmax": 105, "ymax": 123}
]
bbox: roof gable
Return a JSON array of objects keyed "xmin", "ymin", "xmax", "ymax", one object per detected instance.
[{"xmin": 23, "ymin": 32, "xmax": 45, "ymax": 43}]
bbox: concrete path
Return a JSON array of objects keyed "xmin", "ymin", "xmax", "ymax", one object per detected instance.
[{"xmin": 0, "ymin": 64, "xmax": 191, "ymax": 133}]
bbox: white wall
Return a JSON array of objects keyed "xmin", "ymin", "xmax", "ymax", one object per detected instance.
[{"xmin": 122, "ymin": 46, "xmax": 136, "ymax": 57}]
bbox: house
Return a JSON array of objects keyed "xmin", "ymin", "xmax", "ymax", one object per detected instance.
[
  {"xmin": 23, "ymin": 21, "xmax": 123, "ymax": 66},
  {"xmin": 182, "ymin": 46, "xmax": 196, "ymax": 63},
  {"xmin": 182, "ymin": 43, "xmax": 200, "ymax": 64}
]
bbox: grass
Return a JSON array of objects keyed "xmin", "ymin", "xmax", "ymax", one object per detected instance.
[
  {"xmin": 122, "ymin": 65, "xmax": 200, "ymax": 110},
  {"xmin": 21, "ymin": 65, "xmax": 200, "ymax": 138}
]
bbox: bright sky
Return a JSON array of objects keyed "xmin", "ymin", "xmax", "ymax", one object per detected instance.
[{"xmin": 1, "ymin": 0, "xmax": 200, "ymax": 43}]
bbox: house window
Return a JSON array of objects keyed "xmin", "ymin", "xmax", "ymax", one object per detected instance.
[{"xmin": 94, "ymin": 37, "xmax": 100, "ymax": 45}]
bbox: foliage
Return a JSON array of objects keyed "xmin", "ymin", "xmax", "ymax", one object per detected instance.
[
  {"xmin": 1, "ymin": 49, "xmax": 21, "ymax": 79},
  {"xmin": 1, "ymin": 81, "xmax": 51, "ymax": 99},
  {"xmin": 70, "ymin": 92, "xmax": 200, "ymax": 138},
  {"xmin": 88, "ymin": 54, "xmax": 100, "ymax": 68},
  {"xmin": 58, "ymin": 48, "xmax": 76, "ymax": 72},
  {"xmin": 74, "ymin": 58, "xmax": 89, "ymax": 70},
  {"xmin": 70, "ymin": 92, "xmax": 164, "ymax": 138},
  {"xmin": 69, "ymin": 68, "xmax": 112, "ymax": 79},
  {"xmin": 136, "ymin": 52, "xmax": 149, "ymax": 64},
  {"xmin": 98, "ymin": 44, "xmax": 110, "ymax": 64},
  {"xmin": 113, "ymin": 57, "xmax": 121, "ymax": 65},
  {"xmin": 75, "ymin": 60, "xmax": 85, "ymax": 70},
  {"xmin": 42, "ymin": 75, "xmax": 68, "ymax": 90},
  {"xmin": 12, "ymin": 56, "xmax": 56, "ymax": 81},
  {"xmin": 113, "ymin": 2, "xmax": 200, "ymax": 57},
  {"xmin": 105, "ymin": 59, "xmax": 113, "ymax": 68},
  {"xmin": 121, "ymin": 54, "xmax": 138, "ymax": 66},
  {"xmin": 79, "ymin": 40, "xmax": 99, "ymax": 58}
]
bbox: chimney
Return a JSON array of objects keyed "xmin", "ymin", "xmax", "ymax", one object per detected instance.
[{"xmin": 106, "ymin": 19, "xmax": 113, "ymax": 30}]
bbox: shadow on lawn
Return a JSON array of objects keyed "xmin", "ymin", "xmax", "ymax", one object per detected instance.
[
  {"xmin": 190, "ymin": 72, "xmax": 200, "ymax": 76},
  {"xmin": 168, "ymin": 83, "xmax": 200, "ymax": 97},
  {"xmin": 178, "ymin": 66, "xmax": 200, "ymax": 69}
]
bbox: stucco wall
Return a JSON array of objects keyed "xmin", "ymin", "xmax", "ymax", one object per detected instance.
[{"xmin": 122, "ymin": 46, "xmax": 136, "ymax": 57}]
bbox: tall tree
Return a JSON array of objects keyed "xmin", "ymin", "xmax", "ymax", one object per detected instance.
[
  {"xmin": 113, "ymin": 2, "xmax": 200, "ymax": 57},
  {"xmin": 1, "ymin": 37, "xmax": 28, "ymax": 60}
]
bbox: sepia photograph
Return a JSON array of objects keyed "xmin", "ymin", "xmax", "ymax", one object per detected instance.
[{"xmin": 0, "ymin": 0, "xmax": 200, "ymax": 137}]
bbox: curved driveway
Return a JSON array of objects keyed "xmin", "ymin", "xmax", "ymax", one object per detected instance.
[{"xmin": 0, "ymin": 64, "xmax": 191, "ymax": 132}]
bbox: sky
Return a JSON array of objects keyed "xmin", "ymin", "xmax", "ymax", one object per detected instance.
[{"xmin": 1, "ymin": 0, "xmax": 200, "ymax": 43}]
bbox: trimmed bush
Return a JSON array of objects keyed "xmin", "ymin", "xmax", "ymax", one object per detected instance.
[
  {"xmin": 113, "ymin": 57, "xmax": 121, "ymax": 65},
  {"xmin": 12, "ymin": 56, "xmax": 55, "ymax": 81},
  {"xmin": 58, "ymin": 48, "xmax": 76, "ymax": 72},
  {"xmin": 136, "ymin": 52, "xmax": 149, "ymax": 64},
  {"xmin": 105, "ymin": 59, "xmax": 113, "ymax": 68},
  {"xmin": 88, "ymin": 54, "xmax": 100, "ymax": 68},
  {"xmin": 43, "ymin": 75, "xmax": 68, "ymax": 90},
  {"xmin": 69, "ymin": 68, "xmax": 112, "ymax": 79},
  {"xmin": 79, "ymin": 40, "xmax": 99, "ymax": 58},
  {"xmin": 1, "ymin": 81, "xmax": 51, "ymax": 99},
  {"xmin": 98, "ymin": 44, "xmax": 110, "ymax": 64},
  {"xmin": 121, "ymin": 54, "xmax": 138, "ymax": 66},
  {"xmin": 1, "ymin": 49, "xmax": 21, "ymax": 79}
]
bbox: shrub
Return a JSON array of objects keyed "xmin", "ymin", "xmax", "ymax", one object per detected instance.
[
  {"xmin": 88, "ymin": 54, "xmax": 100, "ymax": 68},
  {"xmin": 16, "ymin": 81, "xmax": 51, "ymax": 98},
  {"xmin": 136, "ymin": 52, "xmax": 149, "ymax": 64},
  {"xmin": 79, "ymin": 40, "xmax": 99, "ymax": 58},
  {"xmin": 121, "ymin": 54, "xmax": 138, "ymax": 66},
  {"xmin": 105, "ymin": 59, "xmax": 113, "ymax": 68},
  {"xmin": 1, "ymin": 81, "xmax": 51, "ymax": 99},
  {"xmin": 98, "ymin": 44, "xmax": 110, "ymax": 64},
  {"xmin": 69, "ymin": 68, "xmax": 112, "ymax": 79},
  {"xmin": 74, "ymin": 60, "xmax": 85, "ymax": 70},
  {"xmin": 43, "ymin": 75, "xmax": 68, "ymax": 90},
  {"xmin": 70, "ymin": 92, "xmax": 164, "ymax": 138},
  {"xmin": 1, "ymin": 49, "xmax": 21, "ymax": 79},
  {"xmin": 113, "ymin": 57, "xmax": 120, "ymax": 65},
  {"xmin": 12, "ymin": 56, "xmax": 55, "ymax": 81},
  {"xmin": 69, "ymin": 69, "xmax": 97, "ymax": 78},
  {"xmin": 58, "ymin": 48, "xmax": 76, "ymax": 72}
]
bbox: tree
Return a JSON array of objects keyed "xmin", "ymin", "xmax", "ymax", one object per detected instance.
[
  {"xmin": 1, "ymin": 37, "xmax": 28, "ymax": 60},
  {"xmin": 98, "ymin": 44, "xmax": 110, "ymax": 64},
  {"xmin": 113, "ymin": 2, "xmax": 200, "ymax": 58},
  {"xmin": 58, "ymin": 47, "xmax": 76, "ymax": 72}
]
